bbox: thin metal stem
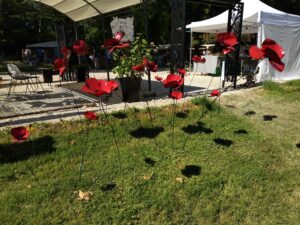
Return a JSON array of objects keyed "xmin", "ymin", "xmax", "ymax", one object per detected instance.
[
  {"xmin": 182, "ymin": 76, "xmax": 243, "ymax": 152},
  {"xmin": 99, "ymin": 98, "xmax": 122, "ymax": 171},
  {"xmin": 171, "ymin": 99, "xmax": 178, "ymax": 149}
]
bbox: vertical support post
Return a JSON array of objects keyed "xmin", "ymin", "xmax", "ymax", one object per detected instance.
[
  {"xmin": 224, "ymin": 2, "xmax": 244, "ymax": 89},
  {"xmin": 142, "ymin": 0, "xmax": 152, "ymax": 92},
  {"xmin": 170, "ymin": 0, "xmax": 186, "ymax": 73},
  {"xmin": 170, "ymin": 0, "xmax": 186, "ymax": 94}
]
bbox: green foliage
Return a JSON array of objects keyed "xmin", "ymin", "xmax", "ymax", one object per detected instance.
[
  {"xmin": 112, "ymin": 34, "xmax": 152, "ymax": 78},
  {"xmin": 192, "ymin": 96, "xmax": 221, "ymax": 112},
  {"xmin": 263, "ymin": 80, "xmax": 300, "ymax": 101}
]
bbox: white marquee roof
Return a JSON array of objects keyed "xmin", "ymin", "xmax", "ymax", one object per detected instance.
[
  {"xmin": 35, "ymin": 0, "xmax": 141, "ymax": 22},
  {"xmin": 186, "ymin": 0, "xmax": 293, "ymax": 33}
]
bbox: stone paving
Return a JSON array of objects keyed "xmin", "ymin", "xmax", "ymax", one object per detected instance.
[{"xmin": 0, "ymin": 70, "xmax": 247, "ymax": 127}]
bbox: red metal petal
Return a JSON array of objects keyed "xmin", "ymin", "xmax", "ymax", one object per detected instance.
[
  {"xmin": 192, "ymin": 55, "xmax": 202, "ymax": 63},
  {"xmin": 163, "ymin": 74, "xmax": 182, "ymax": 88},
  {"xmin": 103, "ymin": 38, "xmax": 120, "ymax": 48},
  {"xmin": 264, "ymin": 48, "xmax": 285, "ymax": 72},
  {"xmin": 155, "ymin": 76, "xmax": 163, "ymax": 81},
  {"xmin": 262, "ymin": 39, "xmax": 285, "ymax": 59},
  {"xmin": 222, "ymin": 32, "xmax": 238, "ymax": 47},
  {"xmin": 11, "ymin": 127, "xmax": 30, "ymax": 142},
  {"xmin": 109, "ymin": 80, "xmax": 119, "ymax": 90},
  {"xmin": 98, "ymin": 80, "xmax": 114, "ymax": 95},
  {"xmin": 84, "ymin": 111, "xmax": 98, "ymax": 120},
  {"xmin": 147, "ymin": 61, "xmax": 158, "ymax": 72},
  {"xmin": 169, "ymin": 91, "xmax": 183, "ymax": 100},
  {"xmin": 178, "ymin": 68, "xmax": 186, "ymax": 76},
  {"xmin": 73, "ymin": 40, "xmax": 89, "ymax": 56},
  {"xmin": 210, "ymin": 89, "xmax": 221, "ymax": 97},
  {"xmin": 82, "ymin": 78, "xmax": 103, "ymax": 96},
  {"xmin": 53, "ymin": 58, "xmax": 64, "ymax": 70},
  {"xmin": 249, "ymin": 46, "xmax": 265, "ymax": 60},
  {"xmin": 132, "ymin": 65, "xmax": 145, "ymax": 72},
  {"xmin": 114, "ymin": 31, "xmax": 125, "ymax": 41}
]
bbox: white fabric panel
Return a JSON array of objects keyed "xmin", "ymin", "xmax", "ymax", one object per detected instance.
[
  {"xmin": 186, "ymin": 0, "xmax": 284, "ymax": 33},
  {"xmin": 37, "ymin": 0, "xmax": 63, "ymax": 7},
  {"xmin": 92, "ymin": 0, "xmax": 140, "ymax": 14},
  {"xmin": 66, "ymin": 5, "xmax": 99, "ymax": 21},
  {"xmin": 35, "ymin": 0, "xmax": 141, "ymax": 21},
  {"xmin": 260, "ymin": 12, "xmax": 300, "ymax": 26},
  {"xmin": 256, "ymin": 23, "xmax": 300, "ymax": 82},
  {"xmin": 193, "ymin": 56, "xmax": 219, "ymax": 74},
  {"xmin": 53, "ymin": 0, "xmax": 87, "ymax": 14}
]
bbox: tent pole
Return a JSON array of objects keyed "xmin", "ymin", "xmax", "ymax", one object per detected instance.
[{"xmin": 189, "ymin": 29, "xmax": 193, "ymax": 72}]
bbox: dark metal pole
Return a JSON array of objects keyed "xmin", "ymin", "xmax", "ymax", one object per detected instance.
[{"xmin": 142, "ymin": 0, "xmax": 152, "ymax": 92}]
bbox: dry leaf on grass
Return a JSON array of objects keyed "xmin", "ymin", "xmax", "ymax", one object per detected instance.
[
  {"xmin": 76, "ymin": 190, "xmax": 93, "ymax": 201},
  {"xmin": 143, "ymin": 171, "xmax": 153, "ymax": 180},
  {"xmin": 175, "ymin": 177, "xmax": 184, "ymax": 183}
]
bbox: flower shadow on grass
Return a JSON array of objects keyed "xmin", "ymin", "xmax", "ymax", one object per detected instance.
[
  {"xmin": 112, "ymin": 111, "xmax": 127, "ymax": 119},
  {"xmin": 0, "ymin": 136, "xmax": 56, "ymax": 163},
  {"xmin": 129, "ymin": 126, "xmax": 164, "ymax": 139},
  {"xmin": 181, "ymin": 122, "xmax": 213, "ymax": 134},
  {"xmin": 213, "ymin": 138, "xmax": 233, "ymax": 147},
  {"xmin": 181, "ymin": 165, "xmax": 201, "ymax": 178},
  {"xmin": 263, "ymin": 115, "xmax": 278, "ymax": 121}
]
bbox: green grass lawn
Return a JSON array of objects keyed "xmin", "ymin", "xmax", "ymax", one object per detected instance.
[{"xmin": 0, "ymin": 80, "xmax": 299, "ymax": 225}]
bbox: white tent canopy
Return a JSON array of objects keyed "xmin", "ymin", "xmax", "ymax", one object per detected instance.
[
  {"xmin": 187, "ymin": 0, "xmax": 300, "ymax": 82},
  {"xmin": 186, "ymin": 0, "xmax": 284, "ymax": 34},
  {"xmin": 34, "ymin": 0, "xmax": 141, "ymax": 22}
]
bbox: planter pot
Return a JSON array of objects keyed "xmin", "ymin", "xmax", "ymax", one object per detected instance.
[
  {"xmin": 41, "ymin": 69, "xmax": 53, "ymax": 83},
  {"xmin": 118, "ymin": 77, "xmax": 142, "ymax": 102},
  {"xmin": 74, "ymin": 68, "xmax": 89, "ymax": 82}
]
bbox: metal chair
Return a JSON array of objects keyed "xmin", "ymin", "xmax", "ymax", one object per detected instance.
[{"xmin": 7, "ymin": 63, "xmax": 45, "ymax": 96}]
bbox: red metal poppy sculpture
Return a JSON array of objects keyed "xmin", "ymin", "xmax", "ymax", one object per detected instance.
[
  {"xmin": 155, "ymin": 73, "xmax": 184, "ymax": 89},
  {"xmin": 210, "ymin": 89, "xmax": 221, "ymax": 97},
  {"xmin": 84, "ymin": 111, "xmax": 99, "ymax": 120},
  {"xmin": 216, "ymin": 32, "xmax": 238, "ymax": 55},
  {"xmin": 249, "ymin": 38, "xmax": 285, "ymax": 72},
  {"xmin": 81, "ymin": 78, "xmax": 118, "ymax": 97},
  {"xmin": 178, "ymin": 68, "xmax": 187, "ymax": 76},
  {"xmin": 169, "ymin": 90, "xmax": 183, "ymax": 100},
  {"xmin": 11, "ymin": 126, "xmax": 30, "ymax": 142},
  {"xmin": 53, "ymin": 58, "xmax": 66, "ymax": 76},
  {"xmin": 103, "ymin": 31, "xmax": 129, "ymax": 54},
  {"xmin": 132, "ymin": 58, "xmax": 158, "ymax": 73},
  {"xmin": 192, "ymin": 55, "xmax": 206, "ymax": 63},
  {"xmin": 73, "ymin": 40, "xmax": 89, "ymax": 56}
]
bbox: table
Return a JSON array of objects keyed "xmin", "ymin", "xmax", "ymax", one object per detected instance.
[{"xmin": 193, "ymin": 55, "xmax": 219, "ymax": 74}]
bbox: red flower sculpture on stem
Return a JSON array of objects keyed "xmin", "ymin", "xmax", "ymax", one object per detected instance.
[
  {"xmin": 192, "ymin": 55, "xmax": 206, "ymax": 63},
  {"xmin": 53, "ymin": 58, "xmax": 66, "ymax": 76},
  {"xmin": 11, "ymin": 127, "xmax": 30, "ymax": 142},
  {"xmin": 169, "ymin": 90, "xmax": 183, "ymax": 100},
  {"xmin": 155, "ymin": 74, "xmax": 184, "ymax": 89},
  {"xmin": 84, "ymin": 111, "xmax": 99, "ymax": 121},
  {"xmin": 216, "ymin": 32, "xmax": 238, "ymax": 55},
  {"xmin": 210, "ymin": 89, "xmax": 221, "ymax": 97},
  {"xmin": 73, "ymin": 40, "xmax": 89, "ymax": 56},
  {"xmin": 81, "ymin": 78, "xmax": 118, "ymax": 97},
  {"xmin": 103, "ymin": 31, "xmax": 129, "ymax": 54},
  {"xmin": 249, "ymin": 38, "xmax": 285, "ymax": 72},
  {"xmin": 132, "ymin": 58, "xmax": 158, "ymax": 73}
]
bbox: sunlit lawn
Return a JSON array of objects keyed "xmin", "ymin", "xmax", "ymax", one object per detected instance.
[{"xmin": 0, "ymin": 80, "xmax": 299, "ymax": 225}]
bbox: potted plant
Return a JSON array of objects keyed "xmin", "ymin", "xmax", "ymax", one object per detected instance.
[
  {"xmin": 39, "ymin": 63, "xmax": 55, "ymax": 83},
  {"xmin": 112, "ymin": 34, "xmax": 153, "ymax": 102}
]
